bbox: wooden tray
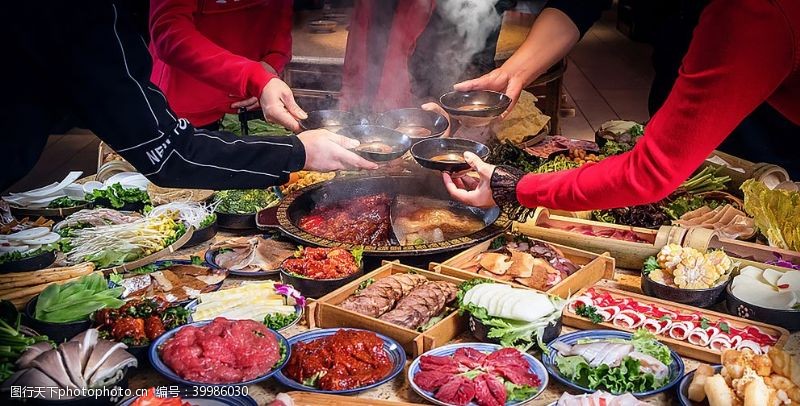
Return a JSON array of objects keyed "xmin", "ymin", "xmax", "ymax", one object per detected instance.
[
  {"xmin": 100, "ymin": 226, "xmax": 194, "ymax": 274},
  {"xmin": 285, "ymin": 392, "xmax": 425, "ymax": 405},
  {"xmin": 683, "ymin": 227, "xmax": 800, "ymax": 270},
  {"xmin": 308, "ymin": 262, "xmax": 466, "ymax": 358},
  {"xmin": 429, "ymin": 233, "xmax": 615, "ymax": 299},
  {"xmin": 562, "ymin": 286, "xmax": 791, "ymax": 364},
  {"xmin": 515, "ymin": 208, "xmax": 685, "ymax": 269}
]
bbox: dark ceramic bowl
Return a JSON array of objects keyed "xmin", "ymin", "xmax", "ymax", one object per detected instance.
[
  {"xmin": 23, "ymin": 296, "xmax": 93, "ymax": 344},
  {"xmin": 376, "ymin": 108, "xmax": 449, "ymax": 141},
  {"xmin": 411, "ymin": 138, "xmax": 490, "ymax": 172},
  {"xmin": 308, "ymin": 19, "xmax": 337, "ymax": 33},
  {"xmin": 279, "ymin": 259, "xmax": 364, "ymax": 299},
  {"xmin": 183, "ymin": 219, "xmax": 218, "ymax": 247},
  {"xmin": 214, "ymin": 212, "xmax": 256, "ymax": 230},
  {"xmin": 470, "ymin": 314, "xmax": 562, "ymax": 349},
  {"xmin": 0, "ymin": 250, "xmax": 56, "ymax": 273},
  {"xmin": 337, "ymin": 125, "xmax": 412, "ymax": 162},
  {"xmin": 726, "ymin": 283, "xmax": 800, "ymax": 332},
  {"xmin": 299, "ymin": 110, "xmax": 363, "ymax": 131},
  {"xmin": 677, "ymin": 365, "xmax": 722, "ymax": 406},
  {"xmin": 641, "ymin": 273, "xmax": 728, "ymax": 308},
  {"xmin": 439, "ymin": 90, "xmax": 511, "ymax": 119}
]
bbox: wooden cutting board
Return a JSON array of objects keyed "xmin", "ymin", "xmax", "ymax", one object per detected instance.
[{"xmin": 285, "ymin": 392, "xmax": 426, "ymax": 406}]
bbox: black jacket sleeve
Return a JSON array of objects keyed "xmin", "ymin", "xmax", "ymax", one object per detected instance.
[
  {"xmin": 5, "ymin": 0, "xmax": 305, "ymax": 190},
  {"xmin": 544, "ymin": 0, "xmax": 608, "ymax": 38}
]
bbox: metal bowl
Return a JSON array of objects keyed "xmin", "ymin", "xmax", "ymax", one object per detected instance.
[
  {"xmin": 308, "ymin": 19, "xmax": 337, "ymax": 33},
  {"xmin": 299, "ymin": 110, "xmax": 364, "ymax": 132},
  {"xmin": 337, "ymin": 125, "xmax": 412, "ymax": 162},
  {"xmin": 376, "ymin": 108, "xmax": 449, "ymax": 141},
  {"xmin": 439, "ymin": 90, "xmax": 511, "ymax": 121},
  {"xmin": 411, "ymin": 138, "xmax": 490, "ymax": 172}
]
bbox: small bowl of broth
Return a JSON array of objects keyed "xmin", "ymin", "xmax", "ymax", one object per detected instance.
[
  {"xmin": 411, "ymin": 138, "xmax": 490, "ymax": 172},
  {"xmin": 376, "ymin": 108, "xmax": 449, "ymax": 141},
  {"xmin": 337, "ymin": 125, "xmax": 412, "ymax": 162},
  {"xmin": 439, "ymin": 90, "xmax": 511, "ymax": 126},
  {"xmin": 299, "ymin": 110, "xmax": 365, "ymax": 132}
]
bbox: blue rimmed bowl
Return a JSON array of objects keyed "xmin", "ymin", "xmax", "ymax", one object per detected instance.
[
  {"xmin": 149, "ymin": 320, "xmax": 290, "ymax": 387},
  {"xmin": 274, "ymin": 328, "xmax": 405, "ymax": 395},
  {"xmin": 677, "ymin": 365, "xmax": 722, "ymax": 406},
  {"xmin": 408, "ymin": 342, "xmax": 548, "ymax": 406},
  {"xmin": 543, "ymin": 330, "xmax": 684, "ymax": 398}
]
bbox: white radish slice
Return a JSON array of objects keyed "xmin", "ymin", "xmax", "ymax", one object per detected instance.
[
  {"xmin": 104, "ymin": 172, "xmax": 149, "ymax": 190},
  {"xmin": 733, "ymin": 282, "xmax": 794, "ymax": 309},
  {"xmin": 14, "ymin": 171, "xmax": 83, "ymax": 198},
  {"xmin": 21, "ymin": 233, "xmax": 61, "ymax": 245},
  {"xmin": 497, "ymin": 290, "xmax": 529, "ymax": 319},
  {"xmin": 476, "ymin": 285, "xmax": 509, "ymax": 309},
  {"xmin": 0, "ymin": 244, "xmax": 29, "ymax": 253},
  {"xmin": 776, "ymin": 271, "xmax": 800, "ymax": 292},
  {"xmin": 6, "ymin": 227, "xmax": 51, "ymax": 241},
  {"xmin": 63, "ymin": 184, "xmax": 87, "ymax": 200},
  {"xmin": 82, "ymin": 181, "xmax": 104, "ymax": 194},
  {"xmin": 485, "ymin": 288, "xmax": 508, "ymax": 315},
  {"xmin": 511, "ymin": 293, "xmax": 555, "ymax": 322},
  {"xmin": 463, "ymin": 283, "xmax": 493, "ymax": 306},
  {"xmin": 762, "ymin": 268, "xmax": 784, "ymax": 287},
  {"xmin": 23, "ymin": 245, "xmax": 41, "ymax": 254},
  {"xmin": 739, "ymin": 266, "xmax": 765, "ymax": 279}
]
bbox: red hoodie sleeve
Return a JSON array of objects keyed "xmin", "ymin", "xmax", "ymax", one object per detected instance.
[
  {"xmin": 514, "ymin": 0, "xmax": 794, "ymax": 212},
  {"xmin": 149, "ymin": 0, "xmax": 276, "ymax": 99},
  {"xmin": 260, "ymin": 0, "xmax": 292, "ymax": 73}
]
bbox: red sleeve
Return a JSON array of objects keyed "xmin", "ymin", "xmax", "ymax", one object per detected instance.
[
  {"xmin": 261, "ymin": 0, "xmax": 293, "ymax": 73},
  {"xmin": 149, "ymin": 0, "xmax": 276, "ymax": 99},
  {"xmin": 515, "ymin": 0, "xmax": 794, "ymax": 211}
]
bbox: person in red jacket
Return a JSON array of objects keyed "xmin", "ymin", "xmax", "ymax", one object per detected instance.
[
  {"xmin": 443, "ymin": 0, "xmax": 800, "ymax": 218},
  {"xmin": 149, "ymin": 0, "xmax": 305, "ymax": 131}
]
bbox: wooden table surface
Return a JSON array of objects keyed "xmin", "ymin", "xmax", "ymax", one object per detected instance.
[{"xmin": 128, "ymin": 230, "xmax": 800, "ymax": 406}]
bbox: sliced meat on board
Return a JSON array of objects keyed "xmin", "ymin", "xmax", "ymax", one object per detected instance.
[
  {"xmin": 379, "ymin": 280, "xmax": 457, "ymax": 330},
  {"xmin": 338, "ymin": 273, "xmax": 428, "ymax": 318}
]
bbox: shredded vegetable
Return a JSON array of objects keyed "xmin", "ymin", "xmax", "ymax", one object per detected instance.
[{"xmin": 147, "ymin": 202, "xmax": 215, "ymax": 229}]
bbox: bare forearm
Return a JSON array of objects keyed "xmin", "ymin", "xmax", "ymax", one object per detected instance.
[{"xmin": 501, "ymin": 8, "xmax": 580, "ymax": 86}]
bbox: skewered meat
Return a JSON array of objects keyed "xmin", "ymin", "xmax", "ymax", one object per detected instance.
[
  {"xmin": 339, "ymin": 273, "xmax": 427, "ymax": 318},
  {"xmin": 379, "ymin": 280, "xmax": 457, "ymax": 330}
]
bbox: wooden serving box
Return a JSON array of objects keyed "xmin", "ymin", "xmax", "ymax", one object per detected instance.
[
  {"xmin": 429, "ymin": 233, "xmax": 615, "ymax": 299},
  {"xmin": 307, "ymin": 262, "xmax": 467, "ymax": 357},
  {"xmin": 563, "ymin": 286, "xmax": 791, "ymax": 364},
  {"xmin": 515, "ymin": 208, "xmax": 685, "ymax": 269}
]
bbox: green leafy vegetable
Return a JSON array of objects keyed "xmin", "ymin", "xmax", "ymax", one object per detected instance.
[
  {"xmin": 486, "ymin": 143, "xmax": 541, "ymax": 173},
  {"xmin": 351, "ymin": 246, "xmax": 364, "ymax": 268},
  {"xmin": 213, "ymin": 189, "xmax": 280, "ymax": 214},
  {"xmin": 190, "ymin": 255, "xmax": 203, "ymax": 266},
  {"xmin": 85, "ymin": 183, "xmax": 150, "ymax": 209},
  {"xmin": 355, "ymin": 278, "xmax": 375, "ymax": 294},
  {"xmin": 264, "ymin": 312, "xmax": 299, "ymax": 330},
  {"xmin": 535, "ymin": 156, "xmax": 580, "ymax": 174},
  {"xmin": 629, "ymin": 124, "xmax": 644, "ymax": 137},
  {"xmin": 198, "ymin": 213, "xmax": 217, "ymax": 229},
  {"xmin": 130, "ymin": 261, "xmax": 174, "ymax": 275},
  {"xmin": 592, "ymin": 210, "xmax": 617, "ymax": 224},
  {"xmin": 0, "ymin": 245, "xmax": 57, "ymax": 265},
  {"xmin": 108, "ymin": 272, "xmax": 123, "ymax": 285},
  {"xmin": 700, "ymin": 317, "xmax": 711, "ymax": 330},
  {"xmin": 630, "ymin": 329, "xmax": 672, "ymax": 365},
  {"xmin": 34, "ymin": 273, "xmax": 124, "ymax": 323},
  {"xmin": 742, "ymin": 179, "xmax": 800, "ymax": 251},
  {"xmin": 302, "ymin": 370, "xmax": 326, "ymax": 387},
  {"xmin": 220, "ymin": 114, "xmax": 292, "ymax": 136},
  {"xmin": 456, "ymin": 279, "xmax": 492, "ymax": 305},
  {"xmin": 642, "ymin": 256, "xmax": 660, "ymax": 276},
  {"xmin": 0, "ymin": 300, "xmax": 51, "ymax": 381},
  {"xmin": 719, "ymin": 321, "xmax": 730, "ymax": 334},
  {"xmin": 505, "ymin": 381, "xmax": 539, "ymax": 401},
  {"xmin": 680, "ymin": 167, "xmax": 730, "ymax": 194},
  {"xmin": 556, "ymin": 355, "xmax": 666, "ymax": 394},
  {"xmin": 662, "ymin": 194, "xmax": 723, "ymax": 220},
  {"xmin": 599, "ymin": 140, "xmax": 630, "ymax": 156},
  {"xmin": 575, "ymin": 304, "xmax": 604, "ymax": 324},
  {"xmin": 47, "ymin": 196, "xmax": 83, "ymax": 208}
]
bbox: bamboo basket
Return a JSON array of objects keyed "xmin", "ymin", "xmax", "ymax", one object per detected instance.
[
  {"xmin": 429, "ymin": 233, "xmax": 615, "ymax": 299},
  {"xmin": 682, "ymin": 227, "xmax": 800, "ymax": 271},
  {"xmin": 514, "ymin": 208, "xmax": 685, "ymax": 269},
  {"xmin": 308, "ymin": 262, "xmax": 467, "ymax": 358}
]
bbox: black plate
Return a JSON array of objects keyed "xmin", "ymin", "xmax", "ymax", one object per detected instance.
[
  {"xmin": 641, "ymin": 273, "xmax": 728, "ymax": 309},
  {"xmin": 411, "ymin": 138, "xmax": 490, "ymax": 172},
  {"xmin": 0, "ymin": 250, "xmax": 56, "ymax": 273},
  {"xmin": 439, "ymin": 90, "xmax": 511, "ymax": 118},
  {"xmin": 9, "ymin": 201, "xmax": 90, "ymax": 219},
  {"xmin": 278, "ymin": 261, "xmax": 364, "ymax": 299},
  {"xmin": 337, "ymin": 125, "xmax": 411, "ymax": 162},
  {"xmin": 299, "ymin": 110, "xmax": 363, "ymax": 131},
  {"xmin": 215, "ymin": 212, "xmax": 256, "ymax": 230},
  {"xmin": 183, "ymin": 220, "xmax": 218, "ymax": 247},
  {"xmin": 726, "ymin": 283, "xmax": 800, "ymax": 332},
  {"xmin": 469, "ymin": 314, "xmax": 562, "ymax": 349},
  {"xmin": 257, "ymin": 175, "xmax": 509, "ymax": 257},
  {"xmin": 90, "ymin": 199, "xmax": 146, "ymax": 212},
  {"xmin": 376, "ymin": 108, "xmax": 449, "ymax": 141},
  {"xmin": 22, "ymin": 296, "xmax": 93, "ymax": 344}
]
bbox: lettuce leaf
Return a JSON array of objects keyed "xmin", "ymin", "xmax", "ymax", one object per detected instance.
[
  {"xmin": 504, "ymin": 381, "xmax": 539, "ymax": 401},
  {"xmin": 555, "ymin": 355, "xmax": 666, "ymax": 394},
  {"xmin": 631, "ymin": 329, "xmax": 672, "ymax": 365},
  {"xmin": 742, "ymin": 179, "xmax": 800, "ymax": 251}
]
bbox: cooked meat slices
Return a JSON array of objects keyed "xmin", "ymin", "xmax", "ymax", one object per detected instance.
[
  {"xmin": 379, "ymin": 280, "xmax": 457, "ymax": 330},
  {"xmin": 675, "ymin": 204, "xmax": 755, "ymax": 239},
  {"xmin": 339, "ymin": 273, "xmax": 428, "ymax": 318},
  {"xmin": 213, "ymin": 237, "xmax": 294, "ymax": 272}
]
